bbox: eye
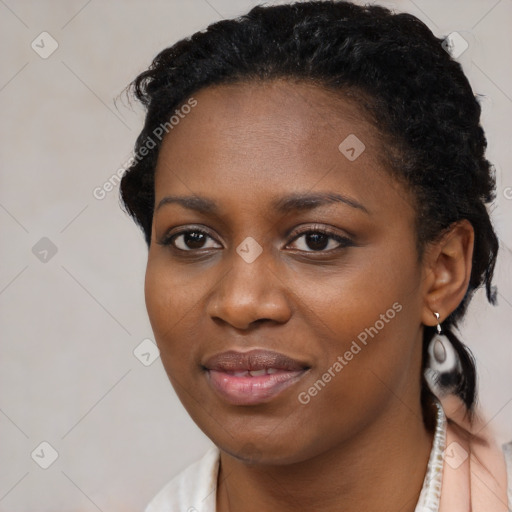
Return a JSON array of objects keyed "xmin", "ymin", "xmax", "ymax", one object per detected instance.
[
  {"xmin": 287, "ymin": 226, "xmax": 353, "ymax": 252},
  {"xmin": 159, "ymin": 228, "xmax": 222, "ymax": 251}
]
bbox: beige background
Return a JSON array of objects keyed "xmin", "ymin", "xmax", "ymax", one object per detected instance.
[{"xmin": 0, "ymin": 0, "xmax": 511, "ymax": 510}]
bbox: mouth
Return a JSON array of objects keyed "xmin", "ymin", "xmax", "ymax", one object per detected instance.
[{"xmin": 203, "ymin": 349, "xmax": 310, "ymax": 406}]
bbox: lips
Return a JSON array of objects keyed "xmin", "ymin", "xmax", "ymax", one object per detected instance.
[
  {"xmin": 204, "ymin": 349, "xmax": 307, "ymax": 373},
  {"xmin": 203, "ymin": 349, "xmax": 309, "ymax": 406}
]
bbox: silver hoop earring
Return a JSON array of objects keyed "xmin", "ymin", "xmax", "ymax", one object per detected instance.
[{"xmin": 424, "ymin": 312, "xmax": 461, "ymax": 397}]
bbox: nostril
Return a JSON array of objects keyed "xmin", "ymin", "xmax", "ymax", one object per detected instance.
[{"xmin": 252, "ymin": 318, "xmax": 272, "ymax": 325}]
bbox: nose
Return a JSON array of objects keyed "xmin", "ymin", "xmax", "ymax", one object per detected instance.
[{"xmin": 206, "ymin": 252, "xmax": 292, "ymax": 330}]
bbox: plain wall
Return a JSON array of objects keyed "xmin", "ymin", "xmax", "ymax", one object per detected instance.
[{"xmin": 1, "ymin": 0, "xmax": 511, "ymax": 510}]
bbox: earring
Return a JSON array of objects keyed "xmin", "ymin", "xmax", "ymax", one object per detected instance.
[{"xmin": 424, "ymin": 312, "xmax": 462, "ymax": 397}]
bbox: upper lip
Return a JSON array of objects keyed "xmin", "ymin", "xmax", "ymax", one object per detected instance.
[{"xmin": 203, "ymin": 349, "xmax": 309, "ymax": 372}]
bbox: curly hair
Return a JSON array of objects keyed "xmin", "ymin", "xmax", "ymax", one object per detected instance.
[{"xmin": 119, "ymin": 0, "xmax": 499, "ymax": 415}]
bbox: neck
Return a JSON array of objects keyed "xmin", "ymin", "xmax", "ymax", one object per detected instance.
[{"xmin": 217, "ymin": 400, "xmax": 435, "ymax": 512}]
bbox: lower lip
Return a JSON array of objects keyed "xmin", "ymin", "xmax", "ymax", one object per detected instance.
[{"xmin": 206, "ymin": 369, "xmax": 306, "ymax": 406}]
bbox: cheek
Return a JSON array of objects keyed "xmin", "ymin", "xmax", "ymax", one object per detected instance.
[
  {"xmin": 294, "ymin": 243, "xmax": 423, "ymax": 399},
  {"xmin": 297, "ymin": 245, "xmax": 419, "ymax": 343},
  {"xmin": 144, "ymin": 253, "xmax": 197, "ymax": 347},
  {"xmin": 144, "ymin": 258, "xmax": 199, "ymax": 401},
  {"xmin": 144, "ymin": 250, "xmax": 221, "ymax": 388}
]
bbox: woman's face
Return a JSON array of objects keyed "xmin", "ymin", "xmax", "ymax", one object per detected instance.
[{"xmin": 145, "ymin": 80, "xmax": 428, "ymax": 464}]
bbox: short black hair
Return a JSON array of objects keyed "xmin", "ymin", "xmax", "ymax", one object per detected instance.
[{"xmin": 120, "ymin": 0, "xmax": 499, "ymax": 415}]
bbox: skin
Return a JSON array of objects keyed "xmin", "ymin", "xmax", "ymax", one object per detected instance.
[{"xmin": 145, "ymin": 80, "xmax": 474, "ymax": 512}]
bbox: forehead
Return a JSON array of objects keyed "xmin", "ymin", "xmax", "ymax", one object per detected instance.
[
  {"xmin": 158, "ymin": 79, "xmax": 378, "ymax": 152},
  {"xmin": 153, "ymin": 79, "xmax": 412, "ymax": 219}
]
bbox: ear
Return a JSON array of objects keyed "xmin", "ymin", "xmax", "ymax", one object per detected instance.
[{"xmin": 421, "ymin": 220, "xmax": 474, "ymax": 326}]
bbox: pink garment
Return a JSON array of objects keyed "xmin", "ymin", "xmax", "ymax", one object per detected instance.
[{"xmin": 439, "ymin": 395, "xmax": 509, "ymax": 512}]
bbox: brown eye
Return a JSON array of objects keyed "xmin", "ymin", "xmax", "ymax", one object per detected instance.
[
  {"xmin": 288, "ymin": 229, "xmax": 353, "ymax": 252},
  {"xmin": 161, "ymin": 229, "xmax": 222, "ymax": 251},
  {"xmin": 303, "ymin": 232, "xmax": 330, "ymax": 251}
]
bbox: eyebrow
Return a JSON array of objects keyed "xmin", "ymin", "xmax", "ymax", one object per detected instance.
[
  {"xmin": 156, "ymin": 191, "xmax": 369, "ymax": 215},
  {"xmin": 272, "ymin": 192, "xmax": 369, "ymax": 214}
]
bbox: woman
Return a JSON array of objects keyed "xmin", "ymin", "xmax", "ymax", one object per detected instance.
[{"xmin": 120, "ymin": 1, "xmax": 512, "ymax": 510}]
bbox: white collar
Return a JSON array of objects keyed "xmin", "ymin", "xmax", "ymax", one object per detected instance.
[{"xmin": 414, "ymin": 400, "xmax": 447, "ymax": 512}]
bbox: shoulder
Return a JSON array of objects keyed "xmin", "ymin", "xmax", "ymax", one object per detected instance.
[{"xmin": 144, "ymin": 446, "xmax": 220, "ymax": 512}]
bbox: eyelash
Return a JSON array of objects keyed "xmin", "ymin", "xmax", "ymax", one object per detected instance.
[
  {"xmin": 289, "ymin": 225, "xmax": 354, "ymax": 252},
  {"xmin": 158, "ymin": 224, "xmax": 354, "ymax": 254}
]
